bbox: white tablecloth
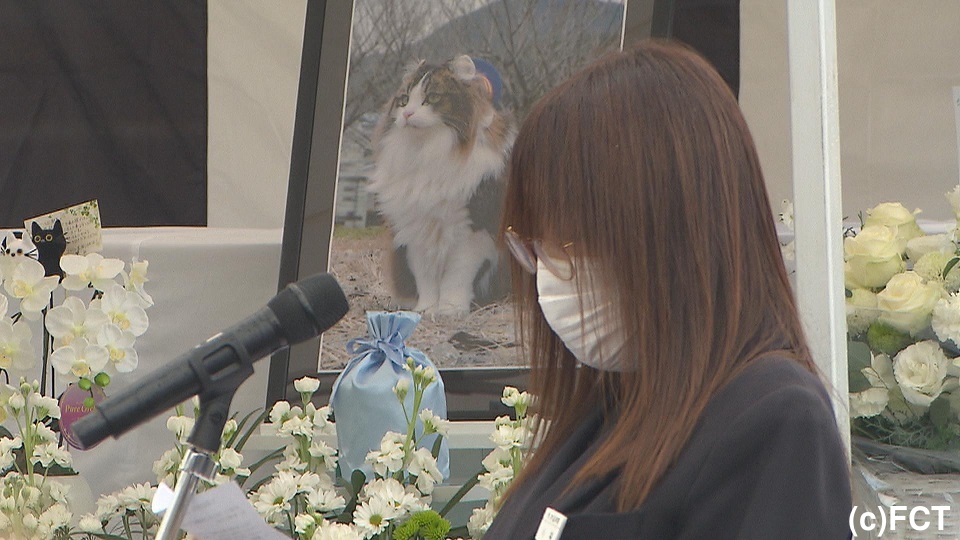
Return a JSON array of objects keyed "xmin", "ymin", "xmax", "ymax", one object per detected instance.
[{"xmin": 67, "ymin": 227, "xmax": 283, "ymax": 497}]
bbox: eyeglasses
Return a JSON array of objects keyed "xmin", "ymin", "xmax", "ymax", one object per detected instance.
[{"xmin": 503, "ymin": 226, "xmax": 575, "ymax": 280}]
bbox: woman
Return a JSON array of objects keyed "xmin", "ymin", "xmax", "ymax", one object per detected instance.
[{"xmin": 486, "ymin": 41, "xmax": 852, "ymax": 539}]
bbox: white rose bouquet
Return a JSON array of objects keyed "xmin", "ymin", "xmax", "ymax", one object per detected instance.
[{"xmin": 846, "ymin": 189, "xmax": 960, "ymax": 453}]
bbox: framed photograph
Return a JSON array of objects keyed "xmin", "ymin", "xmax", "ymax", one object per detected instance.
[{"xmin": 272, "ymin": 0, "xmax": 672, "ymax": 413}]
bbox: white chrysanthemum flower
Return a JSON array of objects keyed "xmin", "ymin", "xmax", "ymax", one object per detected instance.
[
  {"xmin": 353, "ymin": 497, "xmax": 396, "ymax": 538},
  {"xmin": 3, "ymin": 258, "xmax": 58, "ymax": 320},
  {"xmin": 419, "ymin": 408, "xmax": 450, "ymax": 437},
  {"xmin": 49, "ymin": 337, "xmax": 109, "ymax": 382},
  {"xmin": 252, "ymin": 472, "xmax": 300, "ymax": 523},
  {"xmin": 96, "ymin": 323, "xmax": 138, "ymax": 373},
  {"xmin": 95, "ymin": 493, "xmax": 121, "ymax": 521},
  {"xmin": 32, "ymin": 442, "xmax": 72, "ymax": 468},
  {"xmin": 914, "ymin": 251, "xmax": 960, "ymax": 292},
  {"xmin": 78, "ymin": 514, "xmax": 103, "ymax": 534},
  {"xmin": 933, "ymin": 294, "xmax": 960, "ymax": 345},
  {"xmin": 365, "ymin": 432, "xmax": 405, "ymax": 477},
  {"xmin": 481, "ymin": 446, "xmax": 513, "ymax": 473},
  {"xmin": 478, "ymin": 464, "xmax": 515, "ymax": 494},
  {"xmin": 468, "ymin": 502, "xmax": 496, "ymax": 539},
  {"xmin": 850, "ymin": 387, "xmax": 890, "ymax": 418},
  {"xmin": 269, "ymin": 401, "xmax": 292, "ymax": 423},
  {"xmin": 294, "ymin": 377, "xmax": 320, "ymax": 394},
  {"xmin": 0, "ymin": 436, "xmax": 22, "ymax": 470},
  {"xmin": 309, "ymin": 440, "xmax": 338, "ymax": 470},
  {"xmin": 166, "ymin": 415, "xmax": 195, "ymax": 443},
  {"xmin": 38, "ymin": 503, "xmax": 72, "ymax": 535},
  {"xmin": 0, "ymin": 320, "xmax": 34, "ymax": 372},
  {"xmin": 31, "ymin": 395, "xmax": 60, "ymax": 421},
  {"xmin": 218, "ymin": 447, "xmax": 244, "ymax": 472},
  {"xmin": 307, "ymin": 488, "xmax": 346, "ymax": 513},
  {"xmin": 33, "ymin": 421, "xmax": 57, "ymax": 444},
  {"xmin": 60, "ymin": 253, "xmax": 125, "ymax": 292},
  {"xmin": 92, "ymin": 284, "xmax": 149, "ymax": 337},
  {"xmin": 279, "ymin": 415, "xmax": 314, "ymax": 438},
  {"xmin": 117, "ymin": 483, "xmax": 155, "ymax": 512},
  {"xmin": 491, "ymin": 423, "xmax": 528, "ymax": 451},
  {"xmin": 295, "ymin": 514, "xmax": 317, "ymax": 535},
  {"xmin": 48, "ymin": 479, "xmax": 71, "ymax": 505},
  {"xmin": 153, "ymin": 448, "xmax": 180, "ymax": 485},
  {"xmin": 45, "ymin": 296, "xmax": 110, "ymax": 348},
  {"xmin": 313, "ymin": 521, "xmax": 364, "ymax": 540},
  {"xmin": 362, "ymin": 478, "xmax": 420, "ymax": 517},
  {"xmin": 893, "ymin": 340, "xmax": 951, "ymax": 408},
  {"xmin": 407, "ymin": 447, "xmax": 444, "ymax": 495},
  {"xmin": 313, "ymin": 405, "xmax": 335, "ymax": 436},
  {"xmin": 297, "ymin": 471, "xmax": 326, "ymax": 494}
]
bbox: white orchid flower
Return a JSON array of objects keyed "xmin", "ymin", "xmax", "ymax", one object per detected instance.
[
  {"xmin": 0, "ymin": 320, "xmax": 34, "ymax": 372},
  {"xmin": 91, "ymin": 284, "xmax": 148, "ymax": 337},
  {"xmin": 49, "ymin": 337, "xmax": 109, "ymax": 382},
  {"xmin": 96, "ymin": 323, "xmax": 138, "ymax": 374},
  {"xmin": 122, "ymin": 259, "xmax": 153, "ymax": 308},
  {"xmin": 3, "ymin": 258, "xmax": 58, "ymax": 320},
  {"xmin": 0, "ymin": 294, "xmax": 7, "ymax": 319},
  {"xmin": 60, "ymin": 253, "xmax": 125, "ymax": 292},
  {"xmin": 45, "ymin": 296, "xmax": 110, "ymax": 348}
]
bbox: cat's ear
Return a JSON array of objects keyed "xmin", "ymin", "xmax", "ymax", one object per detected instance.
[
  {"xmin": 52, "ymin": 219, "xmax": 63, "ymax": 235},
  {"xmin": 31, "ymin": 222, "xmax": 41, "ymax": 235},
  {"xmin": 402, "ymin": 59, "xmax": 426, "ymax": 80},
  {"xmin": 449, "ymin": 55, "xmax": 476, "ymax": 82}
]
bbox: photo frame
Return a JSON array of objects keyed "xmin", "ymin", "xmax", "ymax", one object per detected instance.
[{"xmin": 270, "ymin": 0, "xmax": 680, "ymax": 411}]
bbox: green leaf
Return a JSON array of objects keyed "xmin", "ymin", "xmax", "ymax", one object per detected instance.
[
  {"xmin": 944, "ymin": 257, "xmax": 960, "ymax": 278},
  {"xmin": 233, "ymin": 409, "xmax": 269, "ymax": 452},
  {"xmin": 848, "ymin": 340, "xmax": 872, "ymax": 372},
  {"xmin": 848, "ymin": 369, "xmax": 873, "ymax": 394},
  {"xmin": 929, "ymin": 395, "xmax": 952, "ymax": 428},
  {"xmin": 438, "ymin": 468, "xmax": 484, "ymax": 518},
  {"xmin": 847, "ymin": 340, "xmax": 874, "ymax": 393}
]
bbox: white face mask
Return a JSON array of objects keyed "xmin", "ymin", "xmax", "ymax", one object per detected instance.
[{"xmin": 536, "ymin": 258, "xmax": 630, "ymax": 371}]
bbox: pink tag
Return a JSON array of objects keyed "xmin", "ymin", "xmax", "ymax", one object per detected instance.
[{"xmin": 59, "ymin": 383, "xmax": 105, "ymax": 450}]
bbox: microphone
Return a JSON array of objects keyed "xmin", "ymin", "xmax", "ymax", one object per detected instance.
[{"xmin": 70, "ymin": 273, "xmax": 349, "ymax": 450}]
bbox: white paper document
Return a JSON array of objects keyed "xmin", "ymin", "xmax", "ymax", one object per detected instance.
[{"xmin": 153, "ymin": 482, "xmax": 288, "ymax": 540}]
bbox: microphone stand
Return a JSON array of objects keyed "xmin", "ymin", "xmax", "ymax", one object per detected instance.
[
  {"xmin": 157, "ymin": 390, "xmax": 236, "ymax": 540},
  {"xmin": 156, "ymin": 336, "xmax": 256, "ymax": 540}
]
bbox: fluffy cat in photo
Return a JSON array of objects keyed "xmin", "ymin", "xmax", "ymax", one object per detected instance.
[{"xmin": 369, "ymin": 55, "xmax": 516, "ymax": 316}]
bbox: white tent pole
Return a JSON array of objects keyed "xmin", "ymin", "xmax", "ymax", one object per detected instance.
[{"xmin": 786, "ymin": 0, "xmax": 849, "ymax": 452}]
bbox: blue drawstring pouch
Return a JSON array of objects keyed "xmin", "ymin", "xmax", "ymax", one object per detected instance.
[{"xmin": 330, "ymin": 311, "xmax": 450, "ymax": 480}]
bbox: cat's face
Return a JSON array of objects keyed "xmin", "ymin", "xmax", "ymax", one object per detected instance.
[
  {"xmin": 1, "ymin": 231, "xmax": 38, "ymax": 259},
  {"xmin": 32, "ymin": 220, "xmax": 66, "ymax": 250},
  {"xmin": 390, "ymin": 56, "xmax": 478, "ymax": 138}
]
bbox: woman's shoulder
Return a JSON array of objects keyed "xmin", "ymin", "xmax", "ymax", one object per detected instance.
[{"xmin": 702, "ymin": 355, "xmax": 837, "ymax": 432}]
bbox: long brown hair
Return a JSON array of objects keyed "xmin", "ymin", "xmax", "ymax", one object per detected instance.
[{"xmin": 500, "ymin": 41, "xmax": 816, "ymax": 511}]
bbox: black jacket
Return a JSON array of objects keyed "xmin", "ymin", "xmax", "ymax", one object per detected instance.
[{"xmin": 484, "ymin": 356, "xmax": 852, "ymax": 539}]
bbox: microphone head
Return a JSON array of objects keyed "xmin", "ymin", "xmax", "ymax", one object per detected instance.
[{"xmin": 269, "ymin": 273, "xmax": 349, "ymax": 344}]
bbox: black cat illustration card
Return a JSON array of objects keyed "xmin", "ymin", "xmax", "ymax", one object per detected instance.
[{"xmin": 24, "ymin": 199, "xmax": 103, "ymax": 256}]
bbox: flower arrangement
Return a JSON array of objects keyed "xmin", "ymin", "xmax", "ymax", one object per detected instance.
[
  {"xmin": 0, "ymin": 246, "xmax": 151, "ymax": 404},
  {"xmin": 0, "ymin": 240, "xmax": 152, "ymax": 539},
  {"xmin": 467, "ymin": 387, "xmax": 533, "ymax": 539},
  {"xmin": 250, "ymin": 360, "xmax": 450, "ymax": 539},
  {"xmin": 845, "ymin": 188, "xmax": 960, "ymax": 452},
  {"xmin": 76, "ymin": 362, "xmax": 468, "ymax": 540}
]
